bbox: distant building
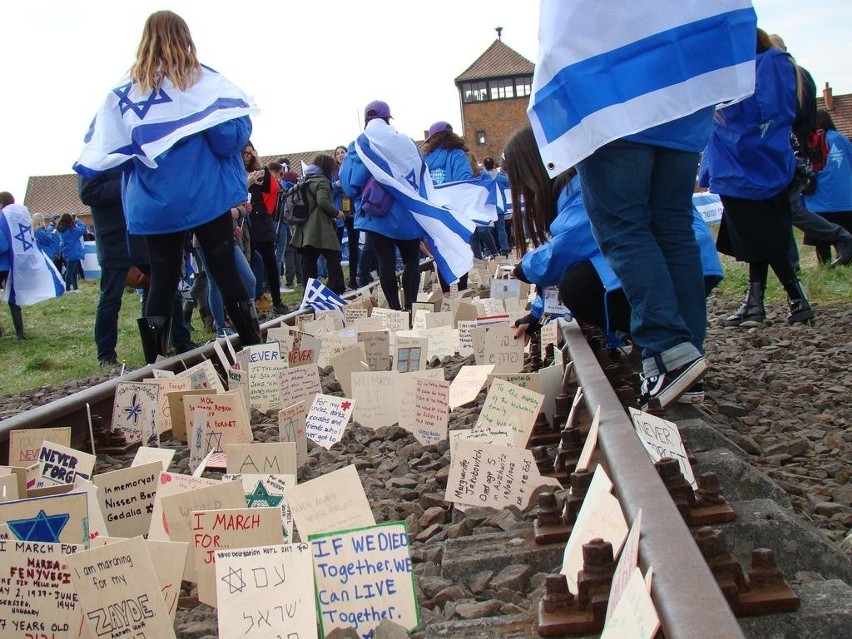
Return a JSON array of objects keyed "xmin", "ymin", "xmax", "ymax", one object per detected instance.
[{"xmin": 816, "ymin": 83, "xmax": 852, "ymax": 140}]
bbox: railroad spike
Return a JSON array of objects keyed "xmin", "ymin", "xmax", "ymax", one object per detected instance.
[{"xmin": 655, "ymin": 459, "xmax": 737, "ymax": 525}]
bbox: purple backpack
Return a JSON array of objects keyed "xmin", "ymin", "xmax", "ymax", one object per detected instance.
[{"xmin": 361, "ymin": 176, "xmax": 393, "ymax": 218}]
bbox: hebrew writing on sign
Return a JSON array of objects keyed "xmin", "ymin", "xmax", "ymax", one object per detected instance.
[
  {"xmin": 8, "ymin": 427, "xmax": 71, "ymax": 467},
  {"xmin": 305, "ymin": 394, "xmax": 355, "ymax": 450},
  {"xmin": 222, "ymin": 473, "xmax": 295, "ymax": 541},
  {"xmin": 311, "ymin": 521, "xmax": 419, "ymax": 639},
  {"xmin": 216, "ymin": 543, "xmax": 318, "ymax": 639},
  {"xmin": 629, "ymin": 408, "xmax": 696, "ymax": 489},
  {"xmin": 284, "ymin": 464, "xmax": 374, "ymax": 541},
  {"xmin": 66, "ymin": 535, "xmax": 176, "ymax": 639},
  {"xmin": 92, "ymin": 461, "xmax": 160, "ymax": 538},
  {"xmin": 278, "ymin": 401, "xmax": 308, "ymax": 467},
  {"xmin": 35, "ymin": 442, "xmax": 95, "ymax": 489},
  {"xmin": 475, "ymin": 379, "xmax": 544, "ymax": 447}
]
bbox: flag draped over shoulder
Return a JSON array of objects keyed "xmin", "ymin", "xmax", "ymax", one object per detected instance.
[
  {"xmin": 300, "ymin": 278, "xmax": 347, "ymax": 312},
  {"xmin": 529, "ymin": 0, "xmax": 757, "ymax": 176},
  {"xmin": 1, "ymin": 205, "xmax": 65, "ymax": 306},
  {"xmin": 355, "ymin": 120, "xmax": 477, "ymax": 284},
  {"xmin": 74, "ymin": 65, "xmax": 258, "ymax": 176},
  {"xmin": 430, "ymin": 174, "xmax": 506, "ymax": 227}
]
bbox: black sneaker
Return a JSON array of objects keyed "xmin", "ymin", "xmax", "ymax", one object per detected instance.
[
  {"xmin": 639, "ymin": 357, "xmax": 708, "ymax": 411},
  {"xmin": 99, "ymin": 355, "xmax": 119, "ymax": 368},
  {"xmin": 272, "ymin": 303, "xmax": 289, "ymax": 316},
  {"xmin": 676, "ymin": 381, "xmax": 705, "ymax": 404}
]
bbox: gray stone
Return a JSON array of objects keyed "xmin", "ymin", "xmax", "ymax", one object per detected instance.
[
  {"xmin": 325, "ymin": 628, "xmax": 360, "ymax": 639},
  {"xmin": 765, "ymin": 438, "xmax": 811, "ymax": 457},
  {"xmin": 418, "ymin": 576, "xmax": 455, "ymax": 599},
  {"xmin": 420, "ymin": 506, "xmax": 448, "ymax": 528},
  {"xmin": 453, "ymin": 599, "xmax": 503, "ymax": 620},
  {"xmin": 814, "ymin": 502, "xmax": 852, "ymax": 517},
  {"xmin": 694, "ymin": 449, "xmax": 792, "ymax": 509},
  {"xmin": 678, "ymin": 418, "xmax": 749, "ymax": 456},
  {"xmin": 718, "ymin": 402, "xmax": 748, "ymax": 417},
  {"xmin": 490, "ymin": 564, "xmax": 533, "ymax": 592},
  {"xmin": 830, "ymin": 485, "xmax": 852, "ymax": 506},
  {"xmin": 467, "ymin": 570, "xmax": 494, "ymax": 594},
  {"xmin": 373, "ymin": 619, "xmax": 411, "ymax": 639}
]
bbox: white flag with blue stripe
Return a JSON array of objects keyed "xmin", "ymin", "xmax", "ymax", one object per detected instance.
[
  {"xmin": 430, "ymin": 173, "xmax": 506, "ymax": 227},
  {"xmin": 529, "ymin": 0, "xmax": 757, "ymax": 176},
  {"xmin": 356, "ymin": 120, "xmax": 476, "ymax": 285},
  {"xmin": 74, "ymin": 65, "xmax": 258, "ymax": 176},
  {"xmin": 300, "ymin": 278, "xmax": 347, "ymax": 312},
  {"xmin": 1, "ymin": 205, "xmax": 65, "ymax": 306}
]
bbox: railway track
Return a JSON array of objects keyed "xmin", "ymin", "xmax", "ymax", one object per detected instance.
[{"xmin": 2, "ymin": 278, "xmax": 845, "ymax": 638}]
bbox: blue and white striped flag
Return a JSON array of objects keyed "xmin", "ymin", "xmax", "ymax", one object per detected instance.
[
  {"xmin": 356, "ymin": 120, "xmax": 476, "ymax": 285},
  {"xmin": 1, "ymin": 204, "xmax": 65, "ymax": 306},
  {"xmin": 74, "ymin": 65, "xmax": 258, "ymax": 176},
  {"xmin": 300, "ymin": 278, "xmax": 347, "ymax": 312},
  {"xmin": 431, "ymin": 173, "xmax": 506, "ymax": 227},
  {"xmin": 529, "ymin": 0, "xmax": 757, "ymax": 176}
]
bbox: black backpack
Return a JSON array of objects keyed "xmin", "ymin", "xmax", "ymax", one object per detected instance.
[{"xmin": 276, "ymin": 178, "xmax": 312, "ymax": 226}]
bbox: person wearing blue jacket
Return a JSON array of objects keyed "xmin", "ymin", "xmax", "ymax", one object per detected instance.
[
  {"xmin": 802, "ymin": 110, "xmax": 852, "ymax": 265},
  {"xmin": 0, "ymin": 192, "xmax": 25, "ymax": 338},
  {"xmin": 339, "ymin": 101, "xmax": 422, "ymax": 311},
  {"xmin": 704, "ymin": 29, "xmax": 812, "ymax": 327},
  {"xmin": 55, "ymin": 213, "xmax": 87, "ymax": 292}
]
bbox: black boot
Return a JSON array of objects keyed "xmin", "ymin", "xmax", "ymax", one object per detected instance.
[
  {"xmin": 182, "ymin": 299, "xmax": 195, "ymax": 328},
  {"xmin": 783, "ymin": 280, "xmax": 815, "ymax": 325},
  {"xmin": 225, "ymin": 300, "xmax": 263, "ymax": 347},
  {"xmin": 9, "ymin": 304, "xmax": 25, "ymax": 340},
  {"xmin": 724, "ymin": 282, "xmax": 766, "ymax": 327},
  {"xmin": 832, "ymin": 233, "xmax": 852, "ymax": 267},
  {"xmin": 137, "ymin": 316, "xmax": 171, "ymax": 364}
]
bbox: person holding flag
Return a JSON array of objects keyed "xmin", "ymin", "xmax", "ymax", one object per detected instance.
[{"xmin": 527, "ymin": 0, "xmax": 757, "ymax": 409}]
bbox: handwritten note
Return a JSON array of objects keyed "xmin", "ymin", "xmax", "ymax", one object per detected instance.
[
  {"xmin": 93, "ymin": 461, "xmax": 160, "ymax": 538},
  {"xmin": 278, "ymin": 402, "xmax": 308, "ymax": 467},
  {"xmin": 475, "ymin": 379, "xmax": 544, "ymax": 447},
  {"xmin": 35, "ymin": 442, "xmax": 94, "ymax": 489},
  {"xmin": 351, "ymin": 371, "xmax": 397, "ymax": 429},
  {"xmin": 111, "ymin": 381, "xmax": 161, "ymax": 443},
  {"xmin": 279, "ymin": 364, "xmax": 323, "ymax": 409},
  {"xmin": 629, "ymin": 408, "xmax": 696, "ymax": 489},
  {"xmin": 243, "ymin": 343, "xmax": 286, "ymax": 413},
  {"xmin": 147, "ymin": 472, "xmax": 218, "ymax": 541},
  {"xmin": 448, "ymin": 365, "xmax": 495, "ymax": 410},
  {"xmin": 226, "ymin": 442, "xmax": 297, "ymax": 476},
  {"xmin": 8, "ymin": 427, "xmax": 71, "ymax": 466},
  {"xmin": 600, "ymin": 567, "xmax": 660, "ymax": 639},
  {"xmin": 305, "ymin": 394, "xmax": 355, "ymax": 450}
]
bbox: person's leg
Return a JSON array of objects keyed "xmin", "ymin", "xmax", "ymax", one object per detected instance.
[
  {"xmin": 317, "ymin": 254, "xmax": 328, "ymax": 279},
  {"xmin": 322, "ymin": 249, "xmax": 346, "ymax": 295},
  {"xmin": 577, "ymin": 140, "xmax": 702, "ymax": 378},
  {"xmin": 300, "ymin": 246, "xmax": 320, "ymax": 283},
  {"xmin": 170, "ymin": 292, "xmax": 194, "ymax": 351},
  {"xmin": 495, "ymin": 212, "xmax": 509, "ymax": 255},
  {"xmin": 396, "ymin": 238, "xmax": 422, "ymax": 311},
  {"xmin": 9, "ymin": 303, "xmax": 25, "ymax": 340},
  {"xmin": 251, "ymin": 250, "xmax": 264, "ymax": 299},
  {"xmin": 470, "ymin": 232, "xmax": 483, "ymax": 260},
  {"xmin": 357, "ymin": 234, "xmax": 375, "ymax": 288},
  {"xmin": 197, "ymin": 246, "xmax": 227, "ymax": 333},
  {"xmin": 143, "ymin": 233, "xmax": 184, "ymax": 317},
  {"xmin": 345, "ymin": 216, "xmax": 359, "ymax": 287},
  {"xmin": 477, "ymin": 225, "xmax": 499, "ymax": 258},
  {"xmin": 369, "ymin": 232, "xmax": 402, "ymax": 309},
  {"xmin": 256, "ymin": 241, "xmax": 282, "ymax": 306},
  {"xmin": 558, "ymin": 260, "xmax": 632, "ymax": 337},
  {"xmin": 768, "ymin": 255, "xmax": 815, "ymax": 324},
  {"xmin": 95, "ymin": 266, "xmax": 128, "ymax": 362}
]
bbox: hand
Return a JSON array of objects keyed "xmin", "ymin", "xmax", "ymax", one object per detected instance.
[
  {"xmin": 244, "ymin": 201, "xmax": 253, "ymax": 213},
  {"xmin": 336, "ymin": 211, "xmax": 345, "ymax": 220},
  {"xmin": 514, "ymin": 322, "xmax": 531, "ymax": 346},
  {"xmin": 233, "ymin": 227, "xmax": 243, "ymax": 239}
]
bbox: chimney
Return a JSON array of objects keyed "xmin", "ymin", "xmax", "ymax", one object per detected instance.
[{"xmin": 824, "ymin": 82, "xmax": 834, "ymax": 111}]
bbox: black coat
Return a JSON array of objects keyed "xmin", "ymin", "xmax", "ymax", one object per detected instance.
[
  {"xmin": 248, "ymin": 168, "xmax": 277, "ymax": 244},
  {"xmin": 78, "ymin": 172, "xmax": 131, "ymax": 268}
]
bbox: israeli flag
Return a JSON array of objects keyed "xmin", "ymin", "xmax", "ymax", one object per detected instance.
[
  {"xmin": 529, "ymin": 0, "xmax": 757, "ymax": 176},
  {"xmin": 74, "ymin": 65, "xmax": 258, "ymax": 176},
  {"xmin": 1, "ymin": 205, "xmax": 65, "ymax": 306},
  {"xmin": 431, "ymin": 173, "xmax": 507, "ymax": 227},
  {"xmin": 356, "ymin": 120, "xmax": 476, "ymax": 285},
  {"xmin": 300, "ymin": 278, "xmax": 347, "ymax": 312}
]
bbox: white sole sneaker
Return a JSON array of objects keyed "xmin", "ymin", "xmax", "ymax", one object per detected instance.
[{"xmin": 640, "ymin": 357, "xmax": 708, "ymax": 411}]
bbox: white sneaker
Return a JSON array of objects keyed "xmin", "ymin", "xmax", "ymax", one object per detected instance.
[{"xmin": 281, "ymin": 287, "xmax": 295, "ymax": 294}]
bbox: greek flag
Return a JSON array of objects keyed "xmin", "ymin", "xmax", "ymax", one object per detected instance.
[
  {"xmin": 300, "ymin": 278, "xmax": 347, "ymax": 312},
  {"xmin": 529, "ymin": 0, "xmax": 757, "ymax": 176},
  {"xmin": 1, "ymin": 205, "xmax": 65, "ymax": 306},
  {"xmin": 74, "ymin": 65, "xmax": 258, "ymax": 176},
  {"xmin": 356, "ymin": 120, "xmax": 476, "ymax": 285}
]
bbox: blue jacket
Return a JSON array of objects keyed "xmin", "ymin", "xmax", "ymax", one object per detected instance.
[
  {"xmin": 339, "ymin": 141, "xmax": 421, "ymax": 240},
  {"xmin": 423, "ymin": 147, "xmax": 472, "ymax": 185},
  {"xmin": 57, "ymin": 221, "xmax": 87, "ymax": 261},
  {"xmin": 0, "ymin": 213, "xmax": 9, "ymax": 272},
  {"xmin": 122, "ymin": 116, "xmax": 252, "ymax": 235},
  {"xmin": 35, "ymin": 225, "xmax": 59, "ymax": 258},
  {"xmin": 703, "ymin": 49, "xmax": 797, "ymax": 200},
  {"xmin": 803, "ymin": 129, "xmax": 852, "ymax": 214}
]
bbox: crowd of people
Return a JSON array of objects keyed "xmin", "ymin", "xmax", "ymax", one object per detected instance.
[{"xmin": 2, "ymin": 8, "xmax": 849, "ymax": 409}]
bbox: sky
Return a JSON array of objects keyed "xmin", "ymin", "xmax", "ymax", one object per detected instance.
[{"xmin": 1, "ymin": 0, "xmax": 850, "ymax": 204}]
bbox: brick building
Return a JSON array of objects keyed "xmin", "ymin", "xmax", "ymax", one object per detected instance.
[{"xmin": 816, "ymin": 83, "xmax": 852, "ymax": 140}]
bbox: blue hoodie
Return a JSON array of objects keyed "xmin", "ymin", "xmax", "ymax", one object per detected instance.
[
  {"xmin": 58, "ymin": 221, "xmax": 87, "ymax": 261},
  {"xmin": 703, "ymin": 49, "xmax": 797, "ymax": 200},
  {"xmin": 803, "ymin": 129, "xmax": 852, "ymax": 214},
  {"xmin": 423, "ymin": 147, "xmax": 472, "ymax": 185}
]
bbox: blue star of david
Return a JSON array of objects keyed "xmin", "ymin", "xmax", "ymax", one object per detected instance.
[
  {"xmin": 7, "ymin": 509, "xmax": 69, "ymax": 543},
  {"xmin": 246, "ymin": 481, "xmax": 283, "ymax": 508},
  {"xmin": 13, "ymin": 223, "xmax": 34, "ymax": 252},
  {"xmin": 403, "ymin": 169, "xmax": 417, "ymax": 189},
  {"xmin": 113, "ymin": 82, "xmax": 172, "ymax": 120}
]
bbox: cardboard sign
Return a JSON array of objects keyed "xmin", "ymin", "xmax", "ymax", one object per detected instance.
[
  {"xmin": 139, "ymin": 402, "xmax": 159, "ymax": 448},
  {"xmin": 426, "ymin": 325, "xmax": 456, "ymax": 360},
  {"xmin": 358, "ymin": 330, "xmax": 391, "ymax": 372},
  {"xmin": 243, "ymin": 343, "xmax": 286, "ymax": 413},
  {"xmin": 370, "ymin": 308, "xmax": 409, "ymax": 334},
  {"xmin": 132, "ymin": 446, "xmax": 175, "ymax": 473},
  {"xmin": 607, "ymin": 509, "xmax": 643, "ymax": 623},
  {"xmin": 475, "ymin": 379, "xmax": 544, "ymax": 447},
  {"xmin": 66, "ymin": 536, "xmax": 176, "ymax": 639},
  {"xmin": 600, "ymin": 567, "xmax": 660, "ymax": 639},
  {"xmin": 284, "ymin": 465, "xmax": 374, "ymax": 541},
  {"xmin": 177, "ymin": 358, "xmax": 226, "ymax": 393},
  {"xmin": 0, "ymin": 473, "xmax": 18, "ymax": 502},
  {"xmin": 457, "ymin": 320, "xmax": 476, "ymax": 356},
  {"xmin": 317, "ymin": 332, "xmax": 359, "ymax": 369},
  {"xmin": 395, "ymin": 369, "xmax": 446, "ymax": 441},
  {"xmin": 188, "ymin": 409, "xmax": 209, "ymax": 475},
  {"xmin": 448, "ymin": 364, "xmax": 495, "ymax": 410},
  {"xmin": 351, "ymin": 371, "xmax": 397, "ymax": 429},
  {"xmin": 629, "ymin": 408, "xmax": 697, "ymax": 489},
  {"xmin": 311, "ymin": 521, "xmax": 418, "ymax": 638},
  {"xmin": 444, "ymin": 439, "xmax": 560, "ymax": 510},
  {"xmin": 227, "ymin": 367, "xmax": 250, "ymax": 410},
  {"xmin": 395, "ymin": 336, "xmax": 428, "ymax": 373},
  {"xmin": 541, "ymin": 320, "xmax": 559, "ymax": 350},
  {"xmin": 216, "ymin": 543, "xmax": 318, "ymax": 639},
  {"xmin": 576, "ymin": 405, "xmax": 602, "ymax": 472},
  {"xmin": 183, "ymin": 391, "xmax": 253, "ymax": 458},
  {"xmin": 144, "ymin": 377, "xmax": 190, "ymax": 436},
  {"xmin": 225, "ymin": 442, "xmax": 297, "ymax": 476},
  {"xmin": 93, "ymin": 461, "xmax": 160, "ymax": 538},
  {"xmin": 331, "ymin": 346, "xmax": 369, "ymax": 398},
  {"xmin": 111, "ymin": 381, "xmax": 161, "ymax": 443},
  {"xmin": 0, "ymin": 538, "xmax": 84, "ymax": 638},
  {"xmin": 278, "ymin": 402, "xmax": 308, "ymax": 467},
  {"xmin": 147, "ymin": 472, "xmax": 218, "ymax": 541},
  {"xmin": 490, "ymin": 277, "xmax": 522, "ymax": 300},
  {"xmin": 305, "ymin": 394, "xmax": 355, "ymax": 450},
  {"xmin": 410, "ymin": 378, "xmax": 450, "ymax": 445},
  {"xmin": 222, "ymin": 473, "xmax": 295, "ymax": 542},
  {"xmin": 165, "ymin": 388, "xmax": 216, "ymax": 442},
  {"xmin": 353, "ymin": 317, "xmax": 385, "ymax": 334},
  {"xmin": 279, "ymin": 364, "xmax": 323, "ymax": 409},
  {"xmin": 160, "ymin": 479, "xmax": 246, "ymax": 582},
  {"xmin": 191, "ymin": 506, "xmax": 284, "ymax": 606},
  {"xmin": 345, "ymin": 305, "xmax": 370, "ymax": 325},
  {"xmin": 490, "ymin": 365, "xmax": 562, "ymax": 425},
  {"xmin": 0, "ymin": 492, "xmax": 89, "ymax": 545},
  {"xmin": 561, "ymin": 466, "xmax": 628, "ymax": 592},
  {"xmin": 8, "ymin": 427, "xmax": 71, "ymax": 466},
  {"xmin": 544, "ymin": 285, "xmax": 570, "ymax": 315},
  {"xmin": 35, "ymin": 442, "xmax": 95, "ymax": 489},
  {"xmin": 481, "ymin": 325, "xmax": 523, "ymax": 374},
  {"xmin": 73, "ymin": 477, "xmax": 109, "ymax": 542}
]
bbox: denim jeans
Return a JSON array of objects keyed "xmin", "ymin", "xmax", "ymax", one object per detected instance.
[
  {"xmin": 95, "ymin": 266, "xmax": 128, "ymax": 361},
  {"xmin": 577, "ymin": 140, "xmax": 705, "ymax": 377},
  {"xmin": 64, "ymin": 260, "xmax": 81, "ymax": 290},
  {"xmin": 199, "ymin": 244, "xmax": 255, "ymax": 332},
  {"xmin": 472, "ymin": 226, "xmax": 498, "ymax": 259},
  {"xmin": 494, "ymin": 212, "xmax": 509, "ymax": 254}
]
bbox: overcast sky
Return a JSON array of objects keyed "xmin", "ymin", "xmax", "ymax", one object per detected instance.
[{"xmin": 2, "ymin": 0, "xmax": 849, "ymax": 204}]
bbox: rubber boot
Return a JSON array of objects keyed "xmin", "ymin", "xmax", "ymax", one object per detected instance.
[
  {"xmin": 783, "ymin": 280, "xmax": 815, "ymax": 325},
  {"xmin": 225, "ymin": 300, "xmax": 263, "ymax": 347},
  {"xmin": 9, "ymin": 304, "xmax": 25, "ymax": 340},
  {"xmin": 182, "ymin": 299, "xmax": 195, "ymax": 328},
  {"xmin": 724, "ymin": 282, "xmax": 766, "ymax": 327},
  {"xmin": 137, "ymin": 316, "xmax": 171, "ymax": 364}
]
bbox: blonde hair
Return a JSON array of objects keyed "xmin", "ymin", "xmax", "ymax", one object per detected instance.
[{"xmin": 130, "ymin": 11, "xmax": 201, "ymax": 92}]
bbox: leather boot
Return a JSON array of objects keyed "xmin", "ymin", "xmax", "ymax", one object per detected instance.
[
  {"xmin": 225, "ymin": 300, "xmax": 263, "ymax": 347},
  {"xmin": 724, "ymin": 282, "xmax": 766, "ymax": 327},
  {"xmin": 833, "ymin": 233, "xmax": 852, "ymax": 267},
  {"xmin": 182, "ymin": 299, "xmax": 195, "ymax": 327},
  {"xmin": 137, "ymin": 316, "xmax": 171, "ymax": 364},
  {"xmin": 783, "ymin": 280, "xmax": 815, "ymax": 325},
  {"xmin": 9, "ymin": 304, "xmax": 25, "ymax": 340}
]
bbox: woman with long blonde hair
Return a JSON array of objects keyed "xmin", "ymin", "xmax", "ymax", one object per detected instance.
[{"xmin": 76, "ymin": 10, "xmax": 262, "ymax": 362}]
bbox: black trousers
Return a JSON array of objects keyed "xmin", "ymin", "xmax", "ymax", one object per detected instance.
[
  {"xmin": 254, "ymin": 240, "xmax": 281, "ymax": 305},
  {"xmin": 301, "ymin": 246, "xmax": 345, "ymax": 294},
  {"xmin": 367, "ymin": 232, "xmax": 420, "ymax": 311},
  {"xmin": 344, "ymin": 215, "xmax": 359, "ymax": 285},
  {"xmin": 144, "ymin": 212, "xmax": 248, "ymax": 318}
]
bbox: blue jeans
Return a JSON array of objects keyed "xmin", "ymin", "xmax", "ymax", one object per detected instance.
[
  {"xmin": 577, "ymin": 140, "xmax": 705, "ymax": 377},
  {"xmin": 95, "ymin": 266, "xmax": 128, "ymax": 360},
  {"xmin": 199, "ymin": 244, "xmax": 255, "ymax": 332},
  {"xmin": 472, "ymin": 226, "xmax": 498, "ymax": 259},
  {"xmin": 64, "ymin": 259, "xmax": 81, "ymax": 290},
  {"xmin": 494, "ymin": 212, "xmax": 509, "ymax": 254}
]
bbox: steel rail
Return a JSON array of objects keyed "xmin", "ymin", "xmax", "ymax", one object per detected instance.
[{"xmin": 560, "ymin": 319, "xmax": 744, "ymax": 639}]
